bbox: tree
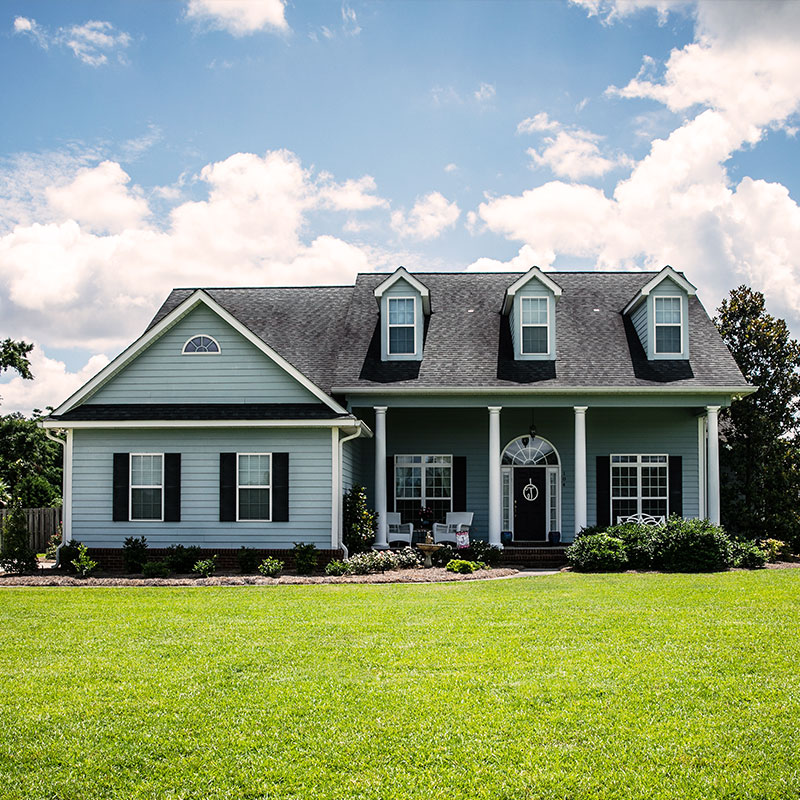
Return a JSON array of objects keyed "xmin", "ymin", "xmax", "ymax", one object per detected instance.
[
  {"xmin": 342, "ymin": 485, "xmax": 376, "ymax": 554},
  {"xmin": 714, "ymin": 286, "xmax": 800, "ymax": 546},
  {"xmin": 0, "ymin": 499, "xmax": 38, "ymax": 574},
  {"xmin": 0, "ymin": 339, "xmax": 33, "ymax": 380}
]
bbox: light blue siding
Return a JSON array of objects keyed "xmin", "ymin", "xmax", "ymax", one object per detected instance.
[
  {"xmin": 631, "ymin": 300, "xmax": 648, "ymax": 352},
  {"xmin": 71, "ymin": 427, "xmax": 333, "ymax": 548},
  {"xmin": 341, "ymin": 435, "xmax": 364, "ymax": 492},
  {"xmin": 649, "ymin": 277, "xmax": 690, "ymax": 360},
  {"xmin": 86, "ymin": 304, "xmax": 319, "ymax": 405},
  {"xmin": 509, "ymin": 279, "xmax": 556, "ymax": 360},
  {"xmin": 381, "ymin": 278, "xmax": 424, "ymax": 362}
]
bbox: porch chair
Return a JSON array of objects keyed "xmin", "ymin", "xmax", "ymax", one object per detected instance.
[
  {"xmin": 616, "ymin": 513, "xmax": 666, "ymax": 526},
  {"xmin": 386, "ymin": 512, "xmax": 413, "ymax": 546},
  {"xmin": 432, "ymin": 512, "xmax": 474, "ymax": 545}
]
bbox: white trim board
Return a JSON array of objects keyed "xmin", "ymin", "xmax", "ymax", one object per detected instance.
[
  {"xmin": 50, "ymin": 290, "xmax": 348, "ymax": 418},
  {"xmin": 623, "ymin": 266, "xmax": 697, "ymax": 315},
  {"xmin": 374, "ymin": 267, "xmax": 431, "ymax": 315},
  {"xmin": 41, "ymin": 418, "xmax": 373, "ymax": 434},
  {"xmin": 501, "ymin": 267, "xmax": 562, "ymax": 315}
]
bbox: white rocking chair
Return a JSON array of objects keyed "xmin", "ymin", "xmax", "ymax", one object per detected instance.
[
  {"xmin": 386, "ymin": 512, "xmax": 413, "ymax": 545},
  {"xmin": 616, "ymin": 513, "xmax": 666, "ymax": 526},
  {"xmin": 432, "ymin": 512, "xmax": 474, "ymax": 545}
]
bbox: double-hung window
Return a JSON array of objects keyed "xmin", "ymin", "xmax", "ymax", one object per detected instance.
[
  {"xmin": 130, "ymin": 454, "xmax": 163, "ymax": 521},
  {"xmin": 237, "ymin": 453, "xmax": 271, "ymax": 521},
  {"xmin": 611, "ymin": 455, "xmax": 668, "ymax": 522},
  {"xmin": 387, "ymin": 297, "xmax": 416, "ymax": 355},
  {"xmin": 654, "ymin": 296, "xmax": 682, "ymax": 354},
  {"xmin": 520, "ymin": 297, "xmax": 549, "ymax": 354},
  {"xmin": 394, "ymin": 455, "xmax": 452, "ymax": 524}
]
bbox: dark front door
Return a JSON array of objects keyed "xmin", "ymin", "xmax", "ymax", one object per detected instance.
[{"xmin": 513, "ymin": 467, "xmax": 547, "ymax": 542}]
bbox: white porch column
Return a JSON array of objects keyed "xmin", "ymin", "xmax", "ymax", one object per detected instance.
[
  {"xmin": 373, "ymin": 406, "xmax": 389, "ymax": 549},
  {"xmin": 706, "ymin": 405, "xmax": 721, "ymax": 525},
  {"xmin": 488, "ymin": 406, "xmax": 502, "ymax": 548},
  {"xmin": 574, "ymin": 406, "xmax": 588, "ymax": 535}
]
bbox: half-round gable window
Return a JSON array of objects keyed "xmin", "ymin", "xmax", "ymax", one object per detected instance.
[{"xmin": 182, "ymin": 335, "xmax": 220, "ymax": 354}]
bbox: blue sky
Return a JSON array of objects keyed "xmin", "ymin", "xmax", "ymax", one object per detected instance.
[{"xmin": 1, "ymin": 0, "xmax": 799, "ymax": 413}]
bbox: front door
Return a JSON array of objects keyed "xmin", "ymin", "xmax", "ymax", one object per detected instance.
[{"xmin": 513, "ymin": 467, "xmax": 547, "ymax": 542}]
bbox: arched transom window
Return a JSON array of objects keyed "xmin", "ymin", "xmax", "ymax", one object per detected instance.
[
  {"xmin": 502, "ymin": 435, "xmax": 559, "ymax": 466},
  {"xmin": 182, "ymin": 335, "xmax": 221, "ymax": 354}
]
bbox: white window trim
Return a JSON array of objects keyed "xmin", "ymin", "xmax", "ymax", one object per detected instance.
[
  {"xmin": 519, "ymin": 296, "xmax": 550, "ymax": 356},
  {"xmin": 501, "ymin": 464, "xmax": 561, "ymax": 538},
  {"xmin": 610, "ymin": 454, "xmax": 669, "ymax": 521},
  {"xmin": 236, "ymin": 452, "xmax": 272, "ymax": 522},
  {"xmin": 182, "ymin": 334, "xmax": 221, "ymax": 355},
  {"xmin": 393, "ymin": 454, "xmax": 453, "ymax": 514},
  {"xmin": 387, "ymin": 296, "xmax": 417, "ymax": 357},
  {"xmin": 653, "ymin": 296, "xmax": 683, "ymax": 355},
  {"xmin": 130, "ymin": 453, "xmax": 164, "ymax": 522}
]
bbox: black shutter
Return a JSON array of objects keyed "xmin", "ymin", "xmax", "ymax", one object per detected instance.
[
  {"xmin": 112, "ymin": 453, "xmax": 129, "ymax": 522},
  {"xmin": 272, "ymin": 453, "xmax": 289, "ymax": 522},
  {"xmin": 596, "ymin": 456, "xmax": 610, "ymax": 529},
  {"xmin": 164, "ymin": 453, "xmax": 181, "ymax": 522},
  {"xmin": 452, "ymin": 456, "xmax": 467, "ymax": 512},
  {"xmin": 386, "ymin": 456, "xmax": 395, "ymax": 512},
  {"xmin": 219, "ymin": 453, "xmax": 236, "ymax": 522},
  {"xmin": 668, "ymin": 456, "xmax": 683, "ymax": 518}
]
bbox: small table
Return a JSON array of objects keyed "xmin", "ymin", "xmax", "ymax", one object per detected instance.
[{"xmin": 416, "ymin": 542, "xmax": 443, "ymax": 568}]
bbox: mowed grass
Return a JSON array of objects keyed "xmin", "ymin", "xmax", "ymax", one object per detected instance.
[{"xmin": 1, "ymin": 572, "xmax": 799, "ymax": 800}]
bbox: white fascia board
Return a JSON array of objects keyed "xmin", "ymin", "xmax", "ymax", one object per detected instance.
[
  {"xmin": 501, "ymin": 267, "xmax": 563, "ymax": 315},
  {"xmin": 333, "ymin": 384, "xmax": 757, "ymax": 397},
  {"xmin": 41, "ymin": 418, "xmax": 374, "ymax": 434},
  {"xmin": 373, "ymin": 267, "xmax": 431, "ymax": 314},
  {"xmin": 51, "ymin": 289, "xmax": 347, "ymax": 418},
  {"xmin": 622, "ymin": 266, "xmax": 697, "ymax": 315}
]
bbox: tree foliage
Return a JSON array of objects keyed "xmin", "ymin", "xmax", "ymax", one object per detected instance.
[
  {"xmin": 0, "ymin": 339, "xmax": 33, "ymax": 380},
  {"xmin": 715, "ymin": 286, "xmax": 800, "ymax": 545},
  {"xmin": 0, "ymin": 499, "xmax": 38, "ymax": 574},
  {"xmin": 342, "ymin": 485, "xmax": 376, "ymax": 554}
]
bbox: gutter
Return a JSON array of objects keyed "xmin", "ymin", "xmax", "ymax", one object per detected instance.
[
  {"xmin": 337, "ymin": 425, "xmax": 364, "ymax": 561},
  {"xmin": 43, "ymin": 428, "xmax": 69, "ymax": 567}
]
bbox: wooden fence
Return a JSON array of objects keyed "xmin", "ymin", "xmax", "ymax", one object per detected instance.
[{"xmin": 0, "ymin": 507, "xmax": 62, "ymax": 552}]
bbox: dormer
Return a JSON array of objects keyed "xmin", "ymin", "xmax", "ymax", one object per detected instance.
[
  {"xmin": 501, "ymin": 267, "xmax": 562, "ymax": 360},
  {"xmin": 374, "ymin": 267, "xmax": 430, "ymax": 362},
  {"xmin": 623, "ymin": 266, "xmax": 696, "ymax": 360}
]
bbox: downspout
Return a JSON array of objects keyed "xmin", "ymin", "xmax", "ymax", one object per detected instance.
[
  {"xmin": 338, "ymin": 425, "xmax": 363, "ymax": 561},
  {"xmin": 43, "ymin": 428, "xmax": 69, "ymax": 566}
]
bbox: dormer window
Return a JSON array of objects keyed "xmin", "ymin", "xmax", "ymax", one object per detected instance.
[
  {"xmin": 520, "ymin": 297, "xmax": 549, "ymax": 355},
  {"xmin": 654, "ymin": 297, "xmax": 682, "ymax": 354},
  {"xmin": 182, "ymin": 335, "xmax": 220, "ymax": 354},
  {"xmin": 388, "ymin": 297, "xmax": 416, "ymax": 355}
]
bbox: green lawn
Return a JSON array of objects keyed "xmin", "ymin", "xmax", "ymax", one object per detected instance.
[{"xmin": 1, "ymin": 572, "xmax": 799, "ymax": 800}]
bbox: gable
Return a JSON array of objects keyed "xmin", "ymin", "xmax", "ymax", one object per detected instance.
[{"xmin": 84, "ymin": 304, "xmax": 320, "ymax": 406}]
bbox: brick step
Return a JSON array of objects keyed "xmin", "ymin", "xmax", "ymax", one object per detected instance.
[{"xmin": 500, "ymin": 546, "xmax": 569, "ymax": 568}]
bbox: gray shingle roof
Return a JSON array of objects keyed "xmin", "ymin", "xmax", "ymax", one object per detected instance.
[{"xmin": 148, "ymin": 271, "xmax": 748, "ymax": 395}]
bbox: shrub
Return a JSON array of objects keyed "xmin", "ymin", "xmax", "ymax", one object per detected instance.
[
  {"xmin": 165, "ymin": 544, "xmax": 202, "ymax": 574},
  {"xmin": 142, "ymin": 560, "xmax": 170, "ymax": 579},
  {"xmin": 346, "ymin": 550, "xmax": 399, "ymax": 575},
  {"xmin": 446, "ymin": 559, "xmax": 480, "ymax": 574},
  {"xmin": 293, "ymin": 543, "xmax": 318, "ymax": 575},
  {"xmin": 394, "ymin": 546, "xmax": 421, "ymax": 569},
  {"xmin": 733, "ymin": 540, "xmax": 768, "ymax": 569},
  {"xmin": 122, "ymin": 536, "xmax": 148, "ymax": 573},
  {"xmin": 71, "ymin": 543, "xmax": 98, "ymax": 577},
  {"xmin": 258, "ymin": 556, "xmax": 284, "ymax": 578},
  {"xmin": 58, "ymin": 540, "xmax": 82, "ymax": 573},
  {"xmin": 432, "ymin": 544, "xmax": 459, "ymax": 567},
  {"xmin": 567, "ymin": 533, "xmax": 628, "ymax": 572},
  {"xmin": 342, "ymin": 485, "xmax": 376, "ymax": 554},
  {"xmin": 193, "ymin": 555, "xmax": 217, "ymax": 579},
  {"xmin": 760, "ymin": 538, "xmax": 790, "ymax": 563},
  {"xmin": 237, "ymin": 547, "xmax": 261, "ymax": 574},
  {"xmin": 466, "ymin": 541, "xmax": 502, "ymax": 567},
  {"xmin": 0, "ymin": 500, "xmax": 38, "ymax": 574},
  {"xmin": 575, "ymin": 524, "xmax": 608, "ymax": 539},
  {"xmin": 45, "ymin": 525, "xmax": 62, "ymax": 560},
  {"xmin": 651, "ymin": 517, "xmax": 735, "ymax": 572},
  {"xmin": 605, "ymin": 522, "xmax": 657, "ymax": 569},
  {"xmin": 325, "ymin": 559, "xmax": 349, "ymax": 576}
]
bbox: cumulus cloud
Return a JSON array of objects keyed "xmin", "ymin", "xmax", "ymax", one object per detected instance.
[
  {"xmin": 185, "ymin": 0, "xmax": 289, "ymax": 36},
  {"xmin": 391, "ymin": 192, "xmax": 461, "ymax": 240},
  {"xmin": 13, "ymin": 16, "xmax": 131, "ymax": 66},
  {"xmin": 516, "ymin": 112, "xmax": 560, "ymax": 134},
  {"xmin": 317, "ymin": 174, "xmax": 388, "ymax": 211},
  {"xmin": 474, "ymin": 83, "xmax": 496, "ymax": 103}
]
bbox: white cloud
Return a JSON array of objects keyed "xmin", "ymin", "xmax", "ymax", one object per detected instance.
[
  {"xmin": 517, "ymin": 112, "xmax": 560, "ymax": 134},
  {"xmin": 317, "ymin": 175, "xmax": 388, "ymax": 211},
  {"xmin": 444, "ymin": 163, "xmax": 458, "ymax": 173},
  {"xmin": 528, "ymin": 130, "xmax": 621, "ymax": 180},
  {"xmin": 341, "ymin": 4, "xmax": 361, "ymax": 36},
  {"xmin": 14, "ymin": 17, "xmax": 131, "ymax": 66},
  {"xmin": 474, "ymin": 83, "xmax": 496, "ymax": 103},
  {"xmin": 391, "ymin": 192, "xmax": 461, "ymax": 240},
  {"xmin": 185, "ymin": 0, "xmax": 289, "ymax": 36}
]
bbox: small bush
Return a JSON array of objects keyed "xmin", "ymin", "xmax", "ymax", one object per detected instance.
[
  {"xmin": 446, "ymin": 559, "xmax": 480, "ymax": 574},
  {"xmin": 122, "ymin": 536, "xmax": 148, "ymax": 573},
  {"xmin": 71, "ymin": 543, "xmax": 98, "ymax": 577},
  {"xmin": 325, "ymin": 559, "xmax": 349, "ymax": 576},
  {"xmin": 760, "ymin": 538, "xmax": 790, "ymax": 563},
  {"xmin": 58, "ymin": 540, "xmax": 82, "ymax": 573},
  {"xmin": 432, "ymin": 544, "xmax": 459, "ymax": 567},
  {"xmin": 605, "ymin": 522, "xmax": 657, "ymax": 569},
  {"xmin": 346, "ymin": 550, "xmax": 399, "ymax": 575},
  {"xmin": 0, "ymin": 500, "xmax": 38, "ymax": 574},
  {"xmin": 466, "ymin": 541, "xmax": 502, "ymax": 567},
  {"xmin": 165, "ymin": 544, "xmax": 202, "ymax": 574},
  {"xmin": 193, "ymin": 555, "xmax": 217, "ymax": 579},
  {"xmin": 651, "ymin": 517, "xmax": 735, "ymax": 572},
  {"xmin": 342, "ymin": 485, "xmax": 376, "ymax": 554},
  {"xmin": 45, "ymin": 526, "xmax": 62, "ymax": 560},
  {"xmin": 293, "ymin": 543, "xmax": 318, "ymax": 575},
  {"xmin": 393, "ymin": 546, "xmax": 421, "ymax": 569},
  {"xmin": 567, "ymin": 533, "xmax": 628, "ymax": 572},
  {"xmin": 258, "ymin": 556, "xmax": 284, "ymax": 578},
  {"xmin": 733, "ymin": 540, "xmax": 767, "ymax": 569},
  {"xmin": 237, "ymin": 547, "xmax": 261, "ymax": 574},
  {"xmin": 142, "ymin": 560, "xmax": 170, "ymax": 579},
  {"xmin": 575, "ymin": 524, "xmax": 607, "ymax": 540}
]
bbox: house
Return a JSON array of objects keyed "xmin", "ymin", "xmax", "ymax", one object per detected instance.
[{"xmin": 42, "ymin": 266, "xmax": 752, "ymax": 567}]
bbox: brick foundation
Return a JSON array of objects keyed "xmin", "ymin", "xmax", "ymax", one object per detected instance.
[{"xmin": 500, "ymin": 546, "xmax": 569, "ymax": 568}]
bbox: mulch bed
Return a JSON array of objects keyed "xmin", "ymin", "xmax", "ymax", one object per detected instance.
[{"xmin": 0, "ymin": 567, "xmax": 520, "ymax": 587}]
